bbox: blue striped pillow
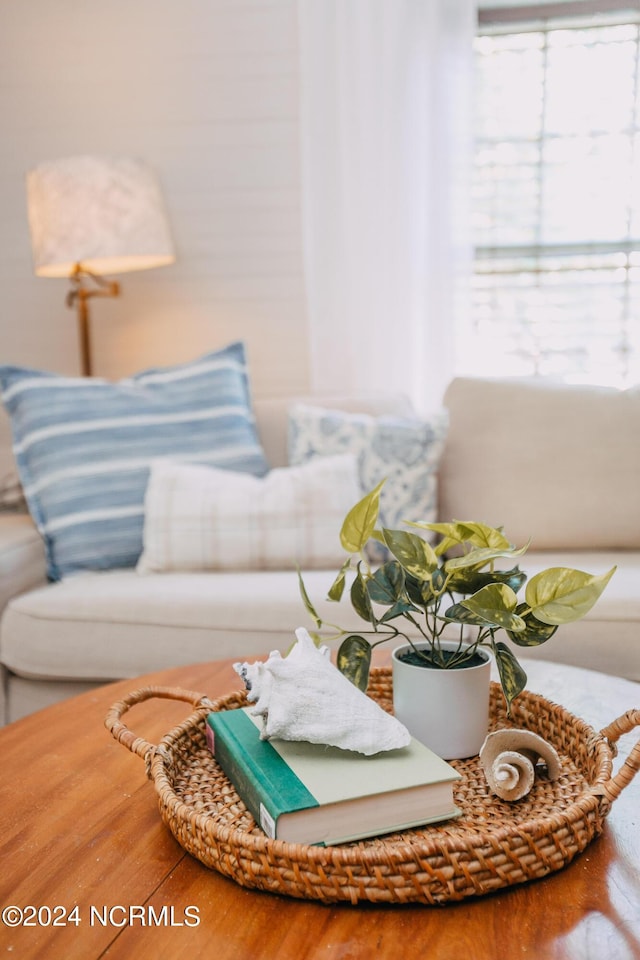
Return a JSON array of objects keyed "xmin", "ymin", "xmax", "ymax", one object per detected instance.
[{"xmin": 0, "ymin": 342, "xmax": 268, "ymax": 580}]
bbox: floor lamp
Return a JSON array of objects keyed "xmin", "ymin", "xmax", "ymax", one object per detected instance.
[{"xmin": 26, "ymin": 155, "xmax": 175, "ymax": 376}]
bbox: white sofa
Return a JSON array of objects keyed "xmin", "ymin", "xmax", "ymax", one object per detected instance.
[{"xmin": 1, "ymin": 377, "xmax": 639, "ymax": 725}]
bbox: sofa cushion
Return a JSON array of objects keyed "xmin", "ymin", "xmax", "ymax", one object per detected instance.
[
  {"xmin": 137, "ymin": 455, "xmax": 359, "ymax": 573},
  {"xmin": 0, "ymin": 568, "xmax": 367, "ymax": 681},
  {"xmin": 0, "ymin": 342, "xmax": 268, "ymax": 580},
  {"xmin": 288, "ymin": 404, "xmax": 448, "ymax": 534},
  {"xmin": 440, "ymin": 378, "xmax": 640, "ymax": 550},
  {"xmin": 2, "ymin": 552, "xmax": 638, "ymax": 684},
  {"xmin": 0, "ymin": 514, "xmax": 47, "ymax": 612}
]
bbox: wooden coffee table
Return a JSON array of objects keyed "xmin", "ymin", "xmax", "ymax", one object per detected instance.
[{"xmin": 0, "ymin": 656, "xmax": 638, "ymax": 960}]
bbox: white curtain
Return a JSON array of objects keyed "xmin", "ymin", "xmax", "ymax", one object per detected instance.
[{"xmin": 298, "ymin": 0, "xmax": 475, "ymax": 414}]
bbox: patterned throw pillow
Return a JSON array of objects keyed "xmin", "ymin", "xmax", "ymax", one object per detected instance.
[
  {"xmin": 0, "ymin": 342, "xmax": 268, "ymax": 580},
  {"xmin": 137, "ymin": 454, "xmax": 360, "ymax": 573},
  {"xmin": 288, "ymin": 404, "xmax": 448, "ymax": 549}
]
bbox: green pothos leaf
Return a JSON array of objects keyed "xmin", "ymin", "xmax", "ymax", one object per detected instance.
[
  {"xmin": 350, "ymin": 568, "xmax": 377, "ymax": 625},
  {"xmin": 405, "ymin": 573, "xmax": 435, "ymax": 607},
  {"xmin": 327, "ymin": 558, "xmax": 351, "ymax": 602},
  {"xmin": 525, "ymin": 565, "xmax": 616, "ymax": 625},
  {"xmin": 459, "ymin": 583, "xmax": 526, "ymax": 632},
  {"xmin": 506, "ymin": 605, "xmax": 558, "ymax": 647},
  {"xmin": 340, "ymin": 480, "xmax": 385, "ymax": 554},
  {"xmin": 337, "ymin": 635, "xmax": 372, "ymax": 692},
  {"xmin": 409, "ymin": 520, "xmax": 513, "ymax": 556},
  {"xmin": 443, "ymin": 602, "xmax": 489, "ymax": 626},
  {"xmin": 366, "ymin": 561, "xmax": 405, "ymax": 605},
  {"xmin": 379, "ymin": 600, "xmax": 419, "ymax": 623},
  {"xmin": 493, "ymin": 641, "xmax": 528, "ymax": 714},
  {"xmin": 444, "ymin": 540, "xmax": 530, "ymax": 572},
  {"xmin": 447, "ymin": 566, "xmax": 527, "ymax": 597},
  {"xmin": 381, "ymin": 528, "xmax": 438, "ymax": 579},
  {"xmin": 297, "ymin": 569, "xmax": 322, "ymax": 628}
]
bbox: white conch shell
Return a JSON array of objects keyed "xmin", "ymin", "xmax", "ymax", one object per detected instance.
[
  {"xmin": 480, "ymin": 729, "xmax": 561, "ymax": 801},
  {"xmin": 234, "ymin": 627, "xmax": 411, "ymax": 756}
]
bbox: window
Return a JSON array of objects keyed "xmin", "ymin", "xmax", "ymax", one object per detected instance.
[{"xmin": 463, "ymin": 5, "xmax": 640, "ymax": 387}]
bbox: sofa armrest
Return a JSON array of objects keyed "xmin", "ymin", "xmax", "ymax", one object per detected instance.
[{"xmin": 0, "ymin": 513, "xmax": 48, "ymax": 615}]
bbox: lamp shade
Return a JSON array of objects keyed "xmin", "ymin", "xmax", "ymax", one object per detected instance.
[{"xmin": 26, "ymin": 155, "xmax": 175, "ymax": 278}]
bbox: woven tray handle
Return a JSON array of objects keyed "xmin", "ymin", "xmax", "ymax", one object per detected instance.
[
  {"xmin": 105, "ymin": 686, "xmax": 213, "ymax": 761},
  {"xmin": 598, "ymin": 709, "xmax": 640, "ymax": 802}
]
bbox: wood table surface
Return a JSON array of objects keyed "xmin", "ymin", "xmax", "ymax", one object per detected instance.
[{"xmin": 0, "ymin": 655, "xmax": 638, "ymax": 960}]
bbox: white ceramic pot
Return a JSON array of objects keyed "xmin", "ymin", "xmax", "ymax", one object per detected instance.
[{"xmin": 391, "ymin": 641, "xmax": 492, "ymax": 760}]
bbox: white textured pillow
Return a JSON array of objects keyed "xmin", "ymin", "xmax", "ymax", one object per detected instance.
[
  {"xmin": 288, "ymin": 404, "xmax": 448, "ymax": 531},
  {"xmin": 137, "ymin": 455, "xmax": 360, "ymax": 573}
]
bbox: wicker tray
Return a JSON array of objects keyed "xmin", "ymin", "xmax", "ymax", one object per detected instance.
[{"xmin": 105, "ymin": 669, "xmax": 640, "ymax": 905}]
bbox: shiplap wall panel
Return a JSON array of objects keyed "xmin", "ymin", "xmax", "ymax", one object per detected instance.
[{"xmin": 0, "ymin": 0, "xmax": 309, "ymax": 418}]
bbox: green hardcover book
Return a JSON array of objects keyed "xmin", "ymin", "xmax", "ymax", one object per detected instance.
[{"xmin": 206, "ymin": 708, "xmax": 461, "ymax": 846}]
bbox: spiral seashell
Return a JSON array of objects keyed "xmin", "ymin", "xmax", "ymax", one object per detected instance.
[{"xmin": 480, "ymin": 729, "xmax": 561, "ymax": 801}]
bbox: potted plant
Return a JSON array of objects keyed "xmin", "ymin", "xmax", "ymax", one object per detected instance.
[{"xmin": 299, "ymin": 481, "xmax": 615, "ymax": 759}]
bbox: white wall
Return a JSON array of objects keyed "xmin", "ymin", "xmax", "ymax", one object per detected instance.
[{"xmin": 0, "ymin": 0, "xmax": 310, "ymax": 400}]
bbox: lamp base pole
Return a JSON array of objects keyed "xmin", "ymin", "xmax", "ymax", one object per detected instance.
[
  {"xmin": 76, "ymin": 291, "xmax": 92, "ymax": 378},
  {"xmin": 66, "ymin": 266, "xmax": 120, "ymax": 377}
]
